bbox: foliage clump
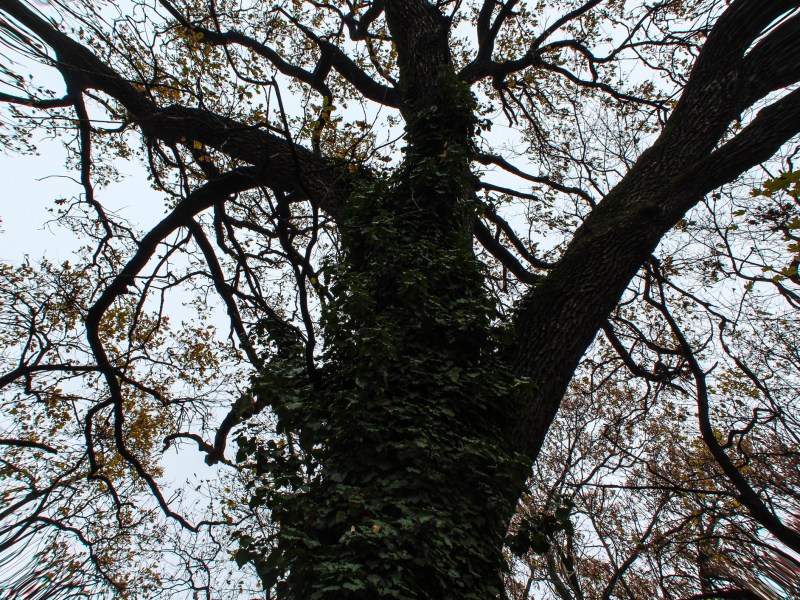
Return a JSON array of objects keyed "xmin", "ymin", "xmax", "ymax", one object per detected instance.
[{"xmin": 235, "ymin": 79, "xmax": 527, "ymax": 597}]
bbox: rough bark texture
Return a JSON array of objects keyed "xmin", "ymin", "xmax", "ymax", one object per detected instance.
[{"xmin": 510, "ymin": 0, "xmax": 800, "ymax": 461}]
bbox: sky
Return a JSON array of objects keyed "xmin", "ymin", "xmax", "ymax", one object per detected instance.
[{"xmin": 0, "ymin": 138, "xmax": 168, "ymax": 262}]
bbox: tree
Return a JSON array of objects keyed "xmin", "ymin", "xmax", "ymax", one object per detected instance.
[{"xmin": 1, "ymin": 0, "xmax": 800, "ymax": 597}]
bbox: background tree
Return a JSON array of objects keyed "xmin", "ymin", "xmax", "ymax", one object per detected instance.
[{"xmin": 1, "ymin": 0, "xmax": 800, "ymax": 597}]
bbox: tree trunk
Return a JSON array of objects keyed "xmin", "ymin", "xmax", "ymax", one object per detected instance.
[
  {"xmin": 241, "ymin": 1, "xmax": 800, "ymax": 595},
  {"xmin": 271, "ymin": 188, "xmax": 527, "ymax": 596},
  {"xmin": 249, "ymin": 5, "xmax": 530, "ymax": 591}
]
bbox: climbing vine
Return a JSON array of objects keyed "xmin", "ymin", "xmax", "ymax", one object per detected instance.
[{"xmin": 234, "ymin": 74, "xmax": 529, "ymax": 598}]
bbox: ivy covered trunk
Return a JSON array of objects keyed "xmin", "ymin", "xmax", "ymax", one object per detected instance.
[
  {"xmin": 237, "ymin": 5, "xmax": 527, "ymax": 595},
  {"xmin": 263, "ymin": 161, "xmax": 525, "ymax": 596}
]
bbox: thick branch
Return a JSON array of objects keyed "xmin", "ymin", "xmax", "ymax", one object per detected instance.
[
  {"xmin": 344, "ymin": 0, "xmax": 385, "ymax": 41},
  {"xmin": 475, "ymin": 152, "xmax": 595, "ymax": 205},
  {"xmin": 83, "ymin": 168, "xmax": 262, "ymax": 529},
  {"xmin": 0, "ymin": 91, "xmax": 71, "ymax": 107},
  {"xmin": 383, "ymin": 0, "xmax": 452, "ymax": 114},
  {"xmin": 652, "ymin": 278, "xmax": 800, "ymax": 553},
  {"xmin": 474, "ymin": 220, "xmax": 539, "ymax": 284},
  {"xmin": 509, "ymin": 0, "xmax": 800, "ymax": 461},
  {"xmin": 0, "ymin": 438, "xmax": 58, "ymax": 453},
  {"xmin": 157, "ymin": 0, "xmax": 399, "ymax": 107},
  {"xmin": 0, "ymin": 0, "xmax": 352, "ymax": 213}
]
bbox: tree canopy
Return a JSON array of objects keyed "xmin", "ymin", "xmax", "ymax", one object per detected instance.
[{"xmin": 1, "ymin": 0, "xmax": 800, "ymax": 597}]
